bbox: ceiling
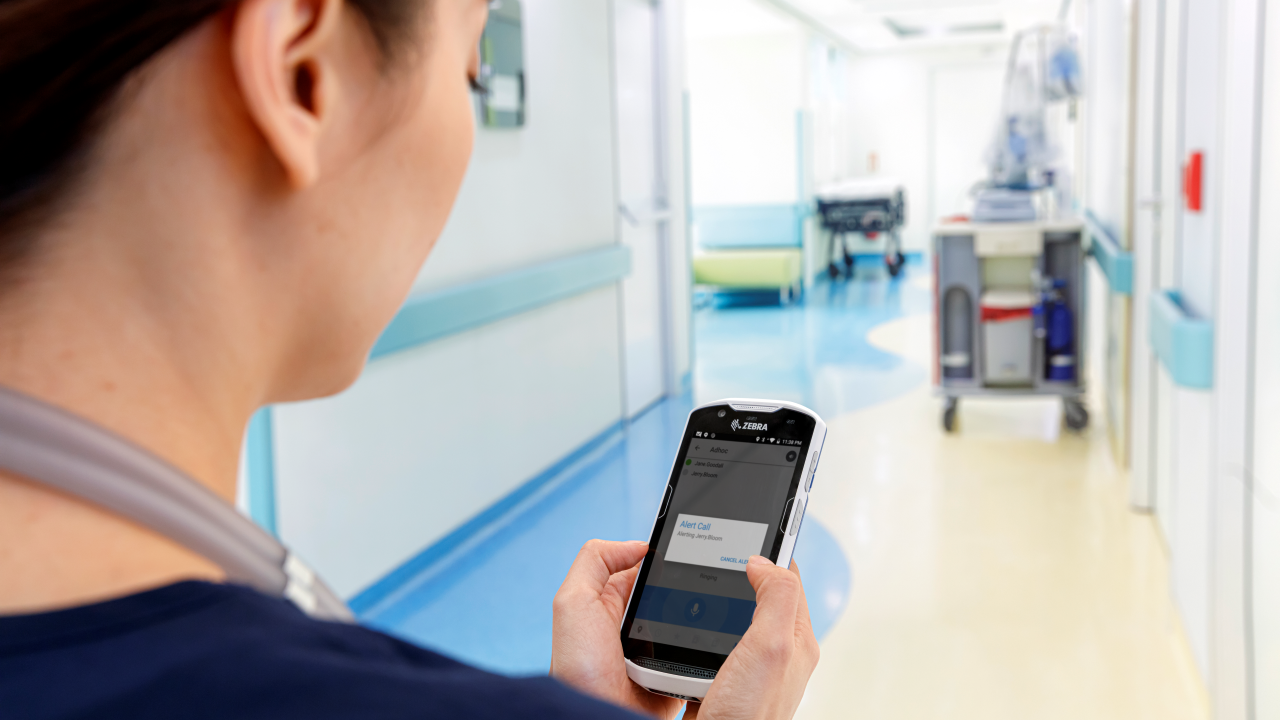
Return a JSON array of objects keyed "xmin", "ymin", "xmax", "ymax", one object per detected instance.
[{"xmin": 688, "ymin": 0, "xmax": 1068, "ymax": 52}]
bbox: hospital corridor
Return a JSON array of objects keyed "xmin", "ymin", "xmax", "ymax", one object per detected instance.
[{"xmin": 1, "ymin": 0, "xmax": 1279, "ymax": 718}]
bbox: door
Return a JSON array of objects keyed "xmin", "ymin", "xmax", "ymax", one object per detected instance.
[
  {"xmin": 1128, "ymin": 0, "xmax": 1162, "ymax": 511},
  {"xmin": 614, "ymin": 0, "xmax": 672, "ymax": 417},
  {"xmin": 1169, "ymin": 0, "xmax": 1218, "ymax": 677},
  {"xmin": 1135, "ymin": 0, "xmax": 1215, "ymax": 675}
]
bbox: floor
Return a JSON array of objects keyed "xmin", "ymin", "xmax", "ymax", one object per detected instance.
[{"xmin": 368, "ymin": 262, "xmax": 1210, "ymax": 719}]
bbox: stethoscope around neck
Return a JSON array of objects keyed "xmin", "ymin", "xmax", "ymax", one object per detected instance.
[{"xmin": 0, "ymin": 385, "xmax": 353, "ymax": 622}]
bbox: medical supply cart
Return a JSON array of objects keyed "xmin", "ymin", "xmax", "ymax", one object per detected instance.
[{"xmin": 933, "ymin": 219, "xmax": 1089, "ymax": 433}]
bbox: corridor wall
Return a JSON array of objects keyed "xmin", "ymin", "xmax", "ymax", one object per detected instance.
[
  {"xmin": 1251, "ymin": 1, "xmax": 1280, "ymax": 715},
  {"xmin": 1076, "ymin": 0, "xmax": 1134, "ymax": 469},
  {"xmin": 684, "ymin": 3, "xmax": 819, "ymax": 283},
  {"xmin": 239, "ymin": 0, "xmax": 689, "ymax": 600},
  {"xmin": 844, "ymin": 44, "xmax": 1008, "ymax": 256},
  {"xmin": 1124, "ymin": 0, "xmax": 1266, "ymax": 716}
]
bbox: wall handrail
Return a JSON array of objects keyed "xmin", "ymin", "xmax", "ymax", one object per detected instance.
[
  {"xmin": 370, "ymin": 245, "xmax": 631, "ymax": 361},
  {"xmin": 1083, "ymin": 209, "xmax": 1133, "ymax": 295},
  {"xmin": 1148, "ymin": 289, "xmax": 1214, "ymax": 390},
  {"xmin": 244, "ymin": 244, "xmax": 632, "ymax": 535}
]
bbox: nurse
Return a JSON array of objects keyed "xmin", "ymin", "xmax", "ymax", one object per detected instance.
[{"xmin": 0, "ymin": 1, "xmax": 819, "ymax": 718}]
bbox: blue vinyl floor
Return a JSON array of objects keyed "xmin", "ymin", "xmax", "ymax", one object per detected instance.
[{"xmin": 363, "ymin": 262, "xmax": 929, "ymax": 677}]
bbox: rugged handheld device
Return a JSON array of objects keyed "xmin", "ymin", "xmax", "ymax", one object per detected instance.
[{"xmin": 620, "ymin": 398, "xmax": 826, "ymax": 701}]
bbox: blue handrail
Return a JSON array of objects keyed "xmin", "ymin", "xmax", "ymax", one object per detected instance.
[{"xmin": 1083, "ymin": 209, "xmax": 1133, "ymax": 296}]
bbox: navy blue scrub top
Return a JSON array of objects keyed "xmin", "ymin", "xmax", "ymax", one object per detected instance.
[{"xmin": 0, "ymin": 581, "xmax": 646, "ymax": 719}]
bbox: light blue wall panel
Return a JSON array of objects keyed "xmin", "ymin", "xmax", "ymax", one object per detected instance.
[{"xmin": 693, "ymin": 204, "xmax": 805, "ymax": 249}]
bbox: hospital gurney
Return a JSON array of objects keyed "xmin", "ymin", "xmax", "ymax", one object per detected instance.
[{"xmin": 815, "ymin": 178, "xmax": 907, "ymax": 279}]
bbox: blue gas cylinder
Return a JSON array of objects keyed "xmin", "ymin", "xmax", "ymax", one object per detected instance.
[{"xmin": 1046, "ymin": 299, "xmax": 1075, "ymax": 382}]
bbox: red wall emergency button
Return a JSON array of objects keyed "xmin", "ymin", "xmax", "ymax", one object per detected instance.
[{"xmin": 1184, "ymin": 150, "xmax": 1204, "ymax": 213}]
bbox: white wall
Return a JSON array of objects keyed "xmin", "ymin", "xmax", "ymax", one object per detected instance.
[
  {"xmin": 929, "ymin": 59, "xmax": 1006, "ymax": 224},
  {"xmin": 1076, "ymin": 0, "xmax": 1134, "ymax": 467},
  {"xmin": 275, "ymin": 289, "xmax": 623, "ymax": 596},
  {"xmin": 1249, "ymin": 2, "xmax": 1280, "ymax": 717},
  {"xmin": 686, "ymin": 29, "xmax": 806, "ymax": 207},
  {"xmin": 414, "ymin": 2, "xmax": 618, "ymax": 290},
  {"xmin": 844, "ymin": 44, "xmax": 1008, "ymax": 254},
  {"xmin": 1080, "ymin": 0, "xmax": 1131, "ymax": 233},
  {"xmin": 269, "ymin": 0, "xmax": 633, "ymax": 598},
  {"xmin": 807, "ymin": 38, "xmax": 853, "ymax": 190},
  {"xmin": 1252, "ymin": 2, "xmax": 1280, "ymax": 708}
]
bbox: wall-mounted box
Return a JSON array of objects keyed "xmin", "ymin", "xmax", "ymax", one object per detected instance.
[{"xmin": 1148, "ymin": 289, "xmax": 1214, "ymax": 389}]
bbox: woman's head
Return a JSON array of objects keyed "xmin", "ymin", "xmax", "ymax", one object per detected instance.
[{"xmin": 0, "ymin": 0, "xmax": 487, "ymax": 405}]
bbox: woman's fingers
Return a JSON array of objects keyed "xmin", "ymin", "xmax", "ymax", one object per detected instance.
[
  {"xmin": 557, "ymin": 540, "xmax": 648, "ymax": 599},
  {"xmin": 600, "ymin": 561, "xmax": 643, "ymax": 618},
  {"xmin": 742, "ymin": 555, "xmax": 802, "ymax": 665},
  {"xmin": 788, "ymin": 560, "xmax": 821, "ymax": 664}
]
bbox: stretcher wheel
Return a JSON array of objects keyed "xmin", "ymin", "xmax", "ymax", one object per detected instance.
[
  {"xmin": 1063, "ymin": 399, "xmax": 1089, "ymax": 431},
  {"xmin": 843, "ymin": 253, "xmax": 855, "ymax": 276},
  {"xmin": 942, "ymin": 397, "xmax": 958, "ymax": 433},
  {"xmin": 828, "ymin": 262, "xmax": 841, "ymax": 279},
  {"xmin": 886, "ymin": 251, "xmax": 906, "ymax": 278}
]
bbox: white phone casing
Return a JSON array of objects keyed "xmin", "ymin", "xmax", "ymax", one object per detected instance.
[{"xmin": 621, "ymin": 398, "xmax": 827, "ymax": 701}]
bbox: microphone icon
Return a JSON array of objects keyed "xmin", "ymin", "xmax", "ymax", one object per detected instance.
[{"xmin": 691, "ymin": 603, "xmax": 700, "ymax": 617}]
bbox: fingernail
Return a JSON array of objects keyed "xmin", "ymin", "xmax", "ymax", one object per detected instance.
[{"xmin": 747, "ymin": 555, "xmax": 773, "ymax": 566}]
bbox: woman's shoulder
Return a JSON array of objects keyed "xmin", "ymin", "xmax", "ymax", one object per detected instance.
[{"xmin": 0, "ymin": 581, "xmax": 645, "ymax": 720}]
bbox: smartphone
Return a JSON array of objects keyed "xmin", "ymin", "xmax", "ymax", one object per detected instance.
[{"xmin": 620, "ymin": 398, "xmax": 826, "ymax": 701}]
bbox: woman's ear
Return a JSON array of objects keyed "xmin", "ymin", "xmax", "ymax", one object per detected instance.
[{"xmin": 231, "ymin": 0, "xmax": 344, "ymax": 188}]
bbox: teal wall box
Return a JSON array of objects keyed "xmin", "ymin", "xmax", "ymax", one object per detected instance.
[
  {"xmin": 693, "ymin": 204, "xmax": 808, "ymax": 249},
  {"xmin": 476, "ymin": 0, "xmax": 525, "ymax": 128},
  {"xmin": 244, "ymin": 245, "xmax": 631, "ymax": 535},
  {"xmin": 1084, "ymin": 209, "xmax": 1133, "ymax": 296},
  {"xmin": 371, "ymin": 245, "xmax": 631, "ymax": 360},
  {"xmin": 1148, "ymin": 290, "xmax": 1214, "ymax": 389}
]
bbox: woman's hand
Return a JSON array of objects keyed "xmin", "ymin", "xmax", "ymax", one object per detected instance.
[
  {"xmin": 551, "ymin": 541, "xmax": 820, "ymax": 720},
  {"xmin": 688, "ymin": 556, "xmax": 820, "ymax": 720},
  {"xmin": 551, "ymin": 540, "xmax": 684, "ymax": 719}
]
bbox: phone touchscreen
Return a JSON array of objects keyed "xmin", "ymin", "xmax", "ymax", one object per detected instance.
[{"xmin": 621, "ymin": 404, "xmax": 815, "ymax": 671}]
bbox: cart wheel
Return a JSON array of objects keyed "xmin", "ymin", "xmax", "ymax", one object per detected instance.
[
  {"xmin": 844, "ymin": 253, "xmax": 855, "ymax": 276},
  {"xmin": 827, "ymin": 262, "xmax": 840, "ymax": 279},
  {"xmin": 1063, "ymin": 400, "xmax": 1089, "ymax": 431},
  {"xmin": 886, "ymin": 252, "xmax": 905, "ymax": 278},
  {"xmin": 942, "ymin": 397, "xmax": 958, "ymax": 433}
]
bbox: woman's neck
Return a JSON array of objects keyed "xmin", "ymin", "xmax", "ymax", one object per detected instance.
[
  {"xmin": 0, "ymin": 227, "xmax": 251, "ymax": 614},
  {"xmin": 0, "ymin": 470, "xmax": 225, "ymax": 614}
]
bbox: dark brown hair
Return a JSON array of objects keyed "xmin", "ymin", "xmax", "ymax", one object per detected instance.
[{"xmin": 0, "ymin": 0, "xmax": 420, "ymax": 270}]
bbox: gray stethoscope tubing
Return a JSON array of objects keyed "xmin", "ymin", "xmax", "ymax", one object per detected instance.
[{"xmin": 0, "ymin": 386, "xmax": 353, "ymax": 622}]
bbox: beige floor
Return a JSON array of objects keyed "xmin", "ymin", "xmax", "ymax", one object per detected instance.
[{"xmin": 795, "ymin": 315, "xmax": 1210, "ymax": 720}]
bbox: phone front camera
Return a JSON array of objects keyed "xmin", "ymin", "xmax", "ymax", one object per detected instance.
[{"xmin": 718, "ymin": 410, "xmax": 726, "ymax": 417}]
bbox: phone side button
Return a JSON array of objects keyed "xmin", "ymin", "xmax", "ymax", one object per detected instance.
[
  {"xmin": 778, "ymin": 498, "xmax": 794, "ymax": 532},
  {"xmin": 657, "ymin": 485, "xmax": 673, "ymax": 518},
  {"xmin": 805, "ymin": 467, "xmax": 817, "ymax": 492},
  {"xmin": 789, "ymin": 498, "xmax": 807, "ymax": 536}
]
